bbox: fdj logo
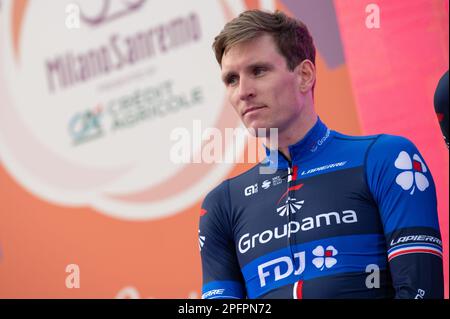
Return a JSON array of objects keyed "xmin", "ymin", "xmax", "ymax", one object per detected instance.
[
  {"xmin": 69, "ymin": 106, "xmax": 104, "ymax": 145},
  {"xmin": 257, "ymin": 252, "xmax": 305, "ymax": 287}
]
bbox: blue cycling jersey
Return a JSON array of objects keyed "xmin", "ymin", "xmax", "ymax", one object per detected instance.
[{"xmin": 199, "ymin": 118, "xmax": 443, "ymax": 299}]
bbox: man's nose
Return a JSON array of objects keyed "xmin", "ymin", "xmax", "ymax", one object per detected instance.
[{"xmin": 238, "ymin": 77, "xmax": 256, "ymax": 101}]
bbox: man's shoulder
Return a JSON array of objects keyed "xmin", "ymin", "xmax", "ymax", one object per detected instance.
[
  {"xmin": 332, "ymin": 130, "xmax": 415, "ymax": 150},
  {"xmin": 328, "ymin": 131, "xmax": 420, "ymax": 169},
  {"xmin": 333, "ymin": 130, "xmax": 381, "ymax": 142},
  {"xmin": 365, "ymin": 133, "xmax": 418, "ymax": 156},
  {"xmin": 339, "ymin": 132, "xmax": 422, "ymax": 177}
]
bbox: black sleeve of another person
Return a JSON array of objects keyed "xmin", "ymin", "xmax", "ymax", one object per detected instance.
[{"xmin": 434, "ymin": 70, "xmax": 449, "ymax": 149}]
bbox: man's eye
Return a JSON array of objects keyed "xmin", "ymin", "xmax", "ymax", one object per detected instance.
[
  {"xmin": 253, "ymin": 67, "xmax": 266, "ymax": 76},
  {"xmin": 226, "ymin": 76, "xmax": 238, "ymax": 86}
]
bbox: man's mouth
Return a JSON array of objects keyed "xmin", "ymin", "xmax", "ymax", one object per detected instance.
[{"xmin": 242, "ymin": 105, "xmax": 266, "ymax": 116}]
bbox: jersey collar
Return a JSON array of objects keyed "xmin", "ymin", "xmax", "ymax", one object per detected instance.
[{"xmin": 263, "ymin": 117, "xmax": 331, "ymax": 169}]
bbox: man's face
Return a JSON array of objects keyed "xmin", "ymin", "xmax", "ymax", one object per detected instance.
[{"xmin": 221, "ymin": 34, "xmax": 304, "ymax": 136}]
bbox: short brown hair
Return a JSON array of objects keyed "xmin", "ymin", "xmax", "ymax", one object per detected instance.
[{"xmin": 213, "ymin": 10, "xmax": 316, "ymax": 71}]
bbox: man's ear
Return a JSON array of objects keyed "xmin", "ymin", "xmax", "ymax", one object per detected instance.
[{"xmin": 296, "ymin": 59, "xmax": 316, "ymax": 93}]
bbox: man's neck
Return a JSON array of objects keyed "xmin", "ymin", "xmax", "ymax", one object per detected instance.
[{"xmin": 266, "ymin": 109, "xmax": 318, "ymax": 162}]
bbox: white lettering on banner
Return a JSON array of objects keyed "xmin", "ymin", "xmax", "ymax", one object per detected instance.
[
  {"xmin": 258, "ymin": 252, "xmax": 305, "ymax": 287},
  {"xmin": 238, "ymin": 210, "xmax": 358, "ymax": 254},
  {"xmin": 47, "ymin": 13, "xmax": 202, "ymax": 93}
]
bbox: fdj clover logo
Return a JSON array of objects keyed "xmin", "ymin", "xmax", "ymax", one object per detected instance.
[
  {"xmin": 312, "ymin": 245, "xmax": 338, "ymax": 271},
  {"xmin": 68, "ymin": 105, "xmax": 104, "ymax": 145},
  {"xmin": 394, "ymin": 151, "xmax": 429, "ymax": 195}
]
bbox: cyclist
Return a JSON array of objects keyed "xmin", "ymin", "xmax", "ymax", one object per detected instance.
[{"xmin": 199, "ymin": 9, "xmax": 444, "ymax": 299}]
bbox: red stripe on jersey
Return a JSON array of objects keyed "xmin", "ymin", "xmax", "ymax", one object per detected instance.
[
  {"xmin": 296, "ymin": 280, "xmax": 304, "ymax": 299},
  {"xmin": 292, "ymin": 165, "xmax": 298, "ymax": 181},
  {"xmin": 276, "ymin": 184, "xmax": 304, "ymax": 205}
]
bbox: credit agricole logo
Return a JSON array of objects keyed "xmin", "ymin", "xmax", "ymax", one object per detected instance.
[{"xmin": 0, "ymin": 0, "xmax": 274, "ymax": 220}]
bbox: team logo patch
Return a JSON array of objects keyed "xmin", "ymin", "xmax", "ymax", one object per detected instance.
[
  {"xmin": 394, "ymin": 151, "xmax": 429, "ymax": 195},
  {"xmin": 275, "ymin": 184, "xmax": 304, "ymax": 216},
  {"xmin": 312, "ymin": 245, "xmax": 338, "ymax": 270},
  {"xmin": 276, "ymin": 197, "xmax": 304, "ymax": 216}
]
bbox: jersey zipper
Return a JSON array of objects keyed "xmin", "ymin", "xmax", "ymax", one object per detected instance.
[
  {"xmin": 286, "ymin": 161, "xmax": 296, "ymax": 265},
  {"xmin": 279, "ymin": 150, "xmax": 297, "ymax": 266}
]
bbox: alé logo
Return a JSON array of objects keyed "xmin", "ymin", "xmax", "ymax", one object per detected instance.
[
  {"xmin": 394, "ymin": 151, "xmax": 429, "ymax": 195},
  {"xmin": 244, "ymin": 176, "xmax": 283, "ymax": 197}
]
